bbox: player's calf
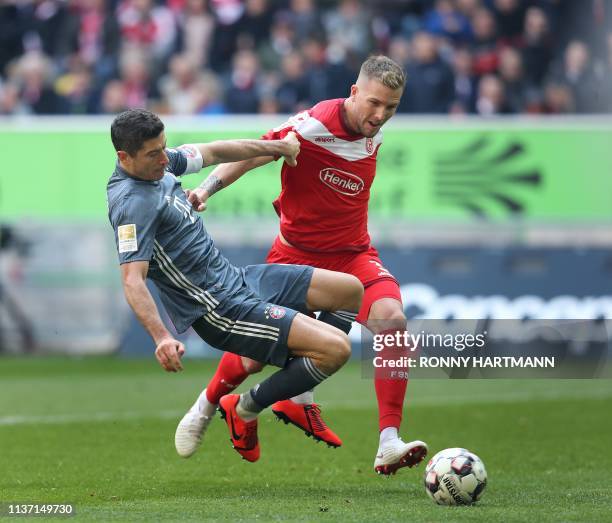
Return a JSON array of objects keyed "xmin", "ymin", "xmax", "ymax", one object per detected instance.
[{"xmin": 289, "ymin": 317, "xmax": 351, "ymax": 375}]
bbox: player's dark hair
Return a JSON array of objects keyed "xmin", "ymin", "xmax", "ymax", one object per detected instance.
[{"xmin": 110, "ymin": 109, "xmax": 165, "ymax": 156}]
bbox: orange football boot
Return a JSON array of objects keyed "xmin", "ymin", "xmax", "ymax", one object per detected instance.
[
  {"xmin": 218, "ymin": 394, "xmax": 260, "ymax": 462},
  {"xmin": 272, "ymin": 400, "xmax": 342, "ymax": 448}
]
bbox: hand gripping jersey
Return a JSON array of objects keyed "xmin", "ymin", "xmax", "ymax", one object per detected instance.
[{"xmin": 262, "ymin": 98, "xmax": 383, "ymax": 253}]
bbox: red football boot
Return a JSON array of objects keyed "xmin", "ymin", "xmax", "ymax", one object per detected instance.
[
  {"xmin": 271, "ymin": 400, "xmax": 342, "ymax": 448},
  {"xmin": 218, "ymin": 394, "xmax": 260, "ymax": 462}
]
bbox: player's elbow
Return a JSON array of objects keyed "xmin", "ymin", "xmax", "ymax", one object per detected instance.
[
  {"xmin": 121, "ymin": 270, "xmax": 147, "ymax": 295},
  {"xmin": 198, "ymin": 143, "xmax": 219, "ymax": 167}
]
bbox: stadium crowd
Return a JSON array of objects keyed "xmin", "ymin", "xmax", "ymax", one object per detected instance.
[{"xmin": 0, "ymin": 0, "xmax": 611, "ymax": 116}]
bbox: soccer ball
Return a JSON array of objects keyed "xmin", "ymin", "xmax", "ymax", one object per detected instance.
[{"xmin": 424, "ymin": 448, "xmax": 487, "ymax": 505}]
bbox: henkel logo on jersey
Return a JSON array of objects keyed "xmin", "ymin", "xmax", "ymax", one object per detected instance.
[{"xmin": 319, "ymin": 168, "xmax": 365, "ymax": 196}]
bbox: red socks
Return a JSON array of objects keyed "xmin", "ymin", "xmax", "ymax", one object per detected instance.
[
  {"xmin": 374, "ymin": 375, "xmax": 408, "ymax": 431},
  {"xmin": 205, "ymin": 352, "xmax": 250, "ymax": 404},
  {"xmin": 373, "ymin": 334, "xmax": 410, "ymax": 431}
]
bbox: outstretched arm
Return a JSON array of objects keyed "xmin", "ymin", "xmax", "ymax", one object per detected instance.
[
  {"xmin": 186, "ymin": 156, "xmax": 274, "ymax": 212},
  {"xmin": 120, "ymin": 260, "xmax": 185, "ymax": 372},
  {"xmin": 185, "ymin": 131, "xmax": 298, "ymax": 211},
  {"xmin": 197, "ymin": 131, "xmax": 299, "ymax": 168}
]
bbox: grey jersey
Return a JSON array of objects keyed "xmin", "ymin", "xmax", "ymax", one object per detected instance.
[{"xmin": 107, "ymin": 147, "xmax": 246, "ymax": 333}]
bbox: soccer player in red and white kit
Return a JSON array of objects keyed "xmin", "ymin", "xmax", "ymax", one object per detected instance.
[{"xmin": 176, "ymin": 56, "xmax": 428, "ymax": 475}]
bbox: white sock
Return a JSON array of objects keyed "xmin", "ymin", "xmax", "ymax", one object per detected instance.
[
  {"xmin": 379, "ymin": 427, "xmax": 398, "ymax": 446},
  {"xmin": 197, "ymin": 388, "xmax": 217, "ymax": 418},
  {"xmin": 290, "ymin": 389, "xmax": 314, "ymax": 404},
  {"xmin": 236, "ymin": 394, "xmax": 259, "ymax": 422}
]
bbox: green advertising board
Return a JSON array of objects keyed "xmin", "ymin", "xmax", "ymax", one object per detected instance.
[{"xmin": 1, "ymin": 118, "xmax": 611, "ymax": 222}]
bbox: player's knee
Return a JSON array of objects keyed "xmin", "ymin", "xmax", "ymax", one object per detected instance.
[
  {"xmin": 371, "ymin": 307, "xmax": 407, "ymax": 333},
  {"xmin": 346, "ymin": 275, "xmax": 364, "ymax": 311},
  {"xmin": 322, "ymin": 331, "xmax": 351, "ymax": 372},
  {"xmin": 241, "ymin": 356, "xmax": 264, "ymax": 374}
]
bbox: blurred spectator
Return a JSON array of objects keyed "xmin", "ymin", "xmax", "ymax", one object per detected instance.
[
  {"xmin": 258, "ymin": 11, "xmax": 296, "ymax": 71},
  {"xmin": 0, "ymin": 82, "xmax": 26, "ymax": 115},
  {"xmin": 324, "ymin": 0, "xmax": 373, "ymax": 58},
  {"xmin": 456, "ymin": 0, "xmax": 481, "ymax": 20},
  {"xmin": 401, "ymin": 32, "xmax": 454, "ymax": 113},
  {"xmin": 0, "ymin": 4, "xmax": 26, "ymax": 77},
  {"xmin": 20, "ymin": 0, "xmax": 68, "ymax": 58},
  {"xmin": 541, "ymin": 81, "xmax": 574, "ymax": 114},
  {"xmin": 287, "ymin": 0, "xmax": 324, "ymax": 43},
  {"xmin": 208, "ymin": 0, "xmax": 245, "ymax": 72},
  {"xmin": 275, "ymin": 51, "xmax": 310, "ymax": 113},
  {"xmin": 224, "ymin": 49, "xmax": 262, "ymax": 113},
  {"xmin": 0, "ymin": 1, "xmax": 608, "ymax": 116},
  {"xmin": 54, "ymin": 57, "xmax": 98, "ymax": 114},
  {"xmin": 388, "ymin": 36, "xmax": 411, "ymax": 67},
  {"xmin": 475, "ymin": 74, "xmax": 510, "ymax": 115},
  {"xmin": 520, "ymin": 6, "xmax": 553, "ymax": 87},
  {"xmin": 470, "ymin": 7, "xmax": 499, "ymax": 75},
  {"xmin": 237, "ymin": 0, "xmax": 273, "ymax": 49},
  {"xmin": 11, "ymin": 51, "xmax": 66, "ymax": 114},
  {"xmin": 498, "ymin": 47, "xmax": 527, "ymax": 113},
  {"xmin": 158, "ymin": 54, "xmax": 223, "ymax": 114},
  {"xmin": 600, "ymin": 32, "xmax": 612, "ymax": 112},
  {"xmin": 57, "ymin": 0, "xmax": 120, "ymax": 82},
  {"xmin": 492, "ymin": 0, "xmax": 525, "ymax": 44},
  {"xmin": 450, "ymin": 47, "xmax": 477, "ymax": 114},
  {"xmin": 422, "ymin": 0, "xmax": 472, "ymax": 43},
  {"xmin": 302, "ymin": 37, "xmax": 355, "ymax": 103},
  {"xmin": 175, "ymin": 0, "xmax": 215, "ymax": 69},
  {"xmin": 552, "ymin": 0, "xmax": 612, "ymax": 53},
  {"xmin": 549, "ymin": 40, "xmax": 601, "ymax": 113},
  {"xmin": 117, "ymin": 0, "xmax": 177, "ymax": 73},
  {"xmin": 118, "ymin": 49, "xmax": 153, "ymax": 109},
  {"xmin": 99, "ymin": 80, "xmax": 129, "ymax": 114}
]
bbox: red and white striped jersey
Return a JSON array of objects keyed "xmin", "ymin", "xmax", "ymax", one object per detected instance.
[{"xmin": 262, "ymin": 98, "xmax": 383, "ymax": 253}]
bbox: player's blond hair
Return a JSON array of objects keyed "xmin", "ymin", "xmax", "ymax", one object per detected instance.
[{"xmin": 358, "ymin": 55, "xmax": 406, "ymax": 90}]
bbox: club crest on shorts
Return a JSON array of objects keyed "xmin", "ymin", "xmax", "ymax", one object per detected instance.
[
  {"xmin": 265, "ymin": 305, "xmax": 286, "ymax": 320},
  {"xmin": 365, "ymin": 137, "xmax": 374, "ymax": 155}
]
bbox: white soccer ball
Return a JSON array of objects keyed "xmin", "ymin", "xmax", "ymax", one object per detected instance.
[{"xmin": 424, "ymin": 448, "xmax": 487, "ymax": 505}]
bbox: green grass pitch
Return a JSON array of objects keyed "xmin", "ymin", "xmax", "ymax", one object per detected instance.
[{"xmin": 1, "ymin": 356, "xmax": 611, "ymax": 522}]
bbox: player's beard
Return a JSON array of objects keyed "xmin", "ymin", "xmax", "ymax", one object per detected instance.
[{"xmin": 362, "ymin": 121, "xmax": 382, "ymax": 137}]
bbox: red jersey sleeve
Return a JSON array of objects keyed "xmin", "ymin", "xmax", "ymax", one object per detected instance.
[
  {"xmin": 263, "ymin": 110, "xmax": 310, "ymax": 215},
  {"xmin": 261, "ymin": 110, "xmax": 311, "ymax": 142}
]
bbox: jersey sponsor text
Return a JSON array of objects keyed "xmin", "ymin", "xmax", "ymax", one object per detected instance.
[{"xmin": 319, "ymin": 168, "xmax": 364, "ymax": 196}]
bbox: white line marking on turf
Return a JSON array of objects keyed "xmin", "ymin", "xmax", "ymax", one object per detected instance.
[
  {"xmin": 1, "ymin": 386, "xmax": 610, "ymax": 427},
  {"xmin": 0, "ymin": 409, "xmax": 182, "ymax": 426}
]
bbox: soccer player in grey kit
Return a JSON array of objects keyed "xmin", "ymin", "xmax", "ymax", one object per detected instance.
[{"xmin": 107, "ymin": 109, "xmax": 363, "ymax": 462}]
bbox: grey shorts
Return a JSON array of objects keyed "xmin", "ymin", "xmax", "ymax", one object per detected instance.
[{"xmin": 191, "ymin": 263, "xmax": 314, "ymax": 367}]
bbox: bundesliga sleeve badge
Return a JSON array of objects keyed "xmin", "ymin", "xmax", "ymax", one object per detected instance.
[{"xmin": 117, "ymin": 224, "xmax": 138, "ymax": 253}]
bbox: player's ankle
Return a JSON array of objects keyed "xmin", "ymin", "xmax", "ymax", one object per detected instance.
[
  {"xmin": 198, "ymin": 388, "xmax": 218, "ymax": 417},
  {"xmin": 379, "ymin": 426, "xmax": 399, "ymax": 445},
  {"xmin": 236, "ymin": 392, "xmax": 263, "ymax": 421}
]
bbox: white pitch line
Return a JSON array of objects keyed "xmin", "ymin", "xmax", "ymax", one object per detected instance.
[
  {"xmin": 0, "ymin": 409, "xmax": 182, "ymax": 427},
  {"xmin": 1, "ymin": 387, "xmax": 610, "ymax": 427}
]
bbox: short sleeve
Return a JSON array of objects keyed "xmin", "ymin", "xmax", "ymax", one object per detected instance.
[
  {"xmin": 261, "ymin": 110, "xmax": 310, "ymax": 158},
  {"xmin": 109, "ymin": 192, "xmax": 159, "ymax": 264},
  {"xmin": 262, "ymin": 110, "xmax": 310, "ymax": 140},
  {"xmin": 166, "ymin": 145, "xmax": 203, "ymax": 176}
]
